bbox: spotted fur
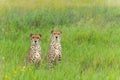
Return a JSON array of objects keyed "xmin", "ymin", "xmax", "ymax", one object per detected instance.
[
  {"xmin": 25, "ymin": 34, "xmax": 42, "ymax": 68},
  {"xmin": 47, "ymin": 30, "xmax": 62, "ymax": 68}
]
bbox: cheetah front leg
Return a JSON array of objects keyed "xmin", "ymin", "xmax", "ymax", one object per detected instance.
[
  {"xmin": 48, "ymin": 55, "xmax": 56, "ymax": 68},
  {"xmin": 48, "ymin": 60, "xmax": 54, "ymax": 68},
  {"xmin": 35, "ymin": 57, "xmax": 41, "ymax": 69},
  {"xmin": 58, "ymin": 54, "xmax": 62, "ymax": 61},
  {"xmin": 35, "ymin": 61, "xmax": 40, "ymax": 69}
]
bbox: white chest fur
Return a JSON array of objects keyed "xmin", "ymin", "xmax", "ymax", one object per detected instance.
[
  {"xmin": 51, "ymin": 42, "xmax": 62, "ymax": 54},
  {"xmin": 31, "ymin": 46, "xmax": 41, "ymax": 60}
]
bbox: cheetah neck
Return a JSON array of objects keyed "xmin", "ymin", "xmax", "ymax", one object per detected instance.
[
  {"xmin": 50, "ymin": 41, "xmax": 61, "ymax": 49},
  {"xmin": 31, "ymin": 43, "xmax": 40, "ymax": 46},
  {"xmin": 51, "ymin": 40, "xmax": 60, "ymax": 44},
  {"xmin": 31, "ymin": 44, "xmax": 41, "ymax": 49}
]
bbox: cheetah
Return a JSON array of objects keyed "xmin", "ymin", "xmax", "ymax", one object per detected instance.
[
  {"xmin": 47, "ymin": 30, "xmax": 62, "ymax": 68},
  {"xmin": 25, "ymin": 33, "xmax": 42, "ymax": 68}
]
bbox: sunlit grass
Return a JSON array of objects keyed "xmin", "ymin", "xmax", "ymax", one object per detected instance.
[{"xmin": 0, "ymin": 0, "xmax": 120, "ymax": 12}]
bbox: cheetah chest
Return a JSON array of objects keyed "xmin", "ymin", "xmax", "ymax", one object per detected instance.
[
  {"xmin": 31, "ymin": 46, "xmax": 41, "ymax": 61},
  {"xmin": 34, "ymin": 51, "xmax": 40, "ymax": 59},
  {"xmin": 51, "ymin": 43, "xmax": 62, "ymax": 59}
]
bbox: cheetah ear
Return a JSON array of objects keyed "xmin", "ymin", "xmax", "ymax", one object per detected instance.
[
  {"xmin": 39, "ymin": 34, "xmax": 42, "ymax": 37},
  {"xmin": 51, "ymin": 30, "xmax": 54, "ymax": 34},
  {"xmin": 30, "ymin": 33, "xmax": 33, "ymax": 37}
]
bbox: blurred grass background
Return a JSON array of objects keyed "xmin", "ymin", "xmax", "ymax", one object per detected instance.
[{"xmin": 1, "ymin": 0, "xmax": 120, "ymax": 80}]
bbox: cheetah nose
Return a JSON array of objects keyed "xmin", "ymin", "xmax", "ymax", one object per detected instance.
[{"xmin": 56, "ymin": 36, "xmax": 58, "ymax": 38}]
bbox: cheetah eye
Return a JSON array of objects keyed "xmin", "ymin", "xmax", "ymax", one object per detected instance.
[
  {"xmin": 32, "ymin": 37, "xmax": 34, "ymax": 38},
  {"xmin": 58, "ymin": 33, "xmax": 60, "ymax": 35},
  {"xmin": 36, "ymin": 37, "xmax": 40, "ymax": 39}
]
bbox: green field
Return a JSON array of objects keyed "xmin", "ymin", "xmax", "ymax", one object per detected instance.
[{"xmin": 1, "ymin": 0, "xmax": 120, "ymax": 80}]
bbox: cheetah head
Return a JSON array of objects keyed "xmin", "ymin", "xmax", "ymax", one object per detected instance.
[
  {"xmin": 51, "ymin": 30, "xmax": 62, "ymax": 42},
  {"xmin": 30, "ymin": 33, "xmax": 42, "ymax": 46}
]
